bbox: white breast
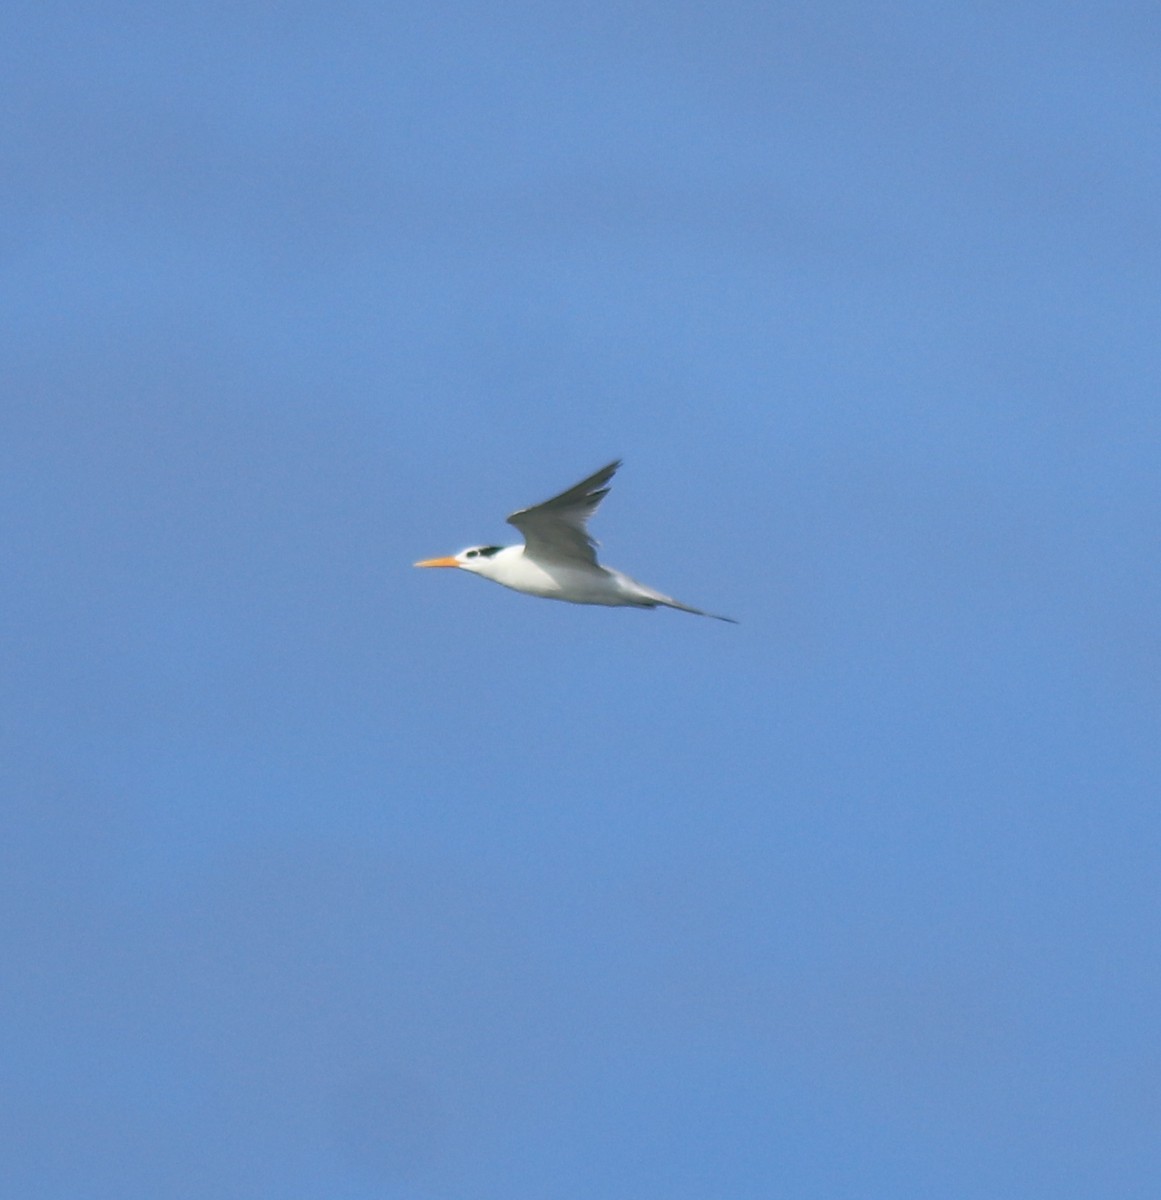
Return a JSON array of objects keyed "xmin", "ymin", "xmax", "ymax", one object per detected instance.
[{"xmin": 483, "ymin": 546, "xmax": 632, "ymax": 606}]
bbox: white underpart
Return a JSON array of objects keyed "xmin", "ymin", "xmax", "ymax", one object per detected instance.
[
  {"xmin": 479, "ymin": 546, "xmax": 656, "ymax": 608},
  {"xmin": 463, "ymin": 545, "xmax": 734, "ymax": 621}
]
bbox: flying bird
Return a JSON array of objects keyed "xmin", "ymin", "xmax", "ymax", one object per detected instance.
[{"xmin": 415, "ymin": 460, "xmax": 737, "ymax": 622}]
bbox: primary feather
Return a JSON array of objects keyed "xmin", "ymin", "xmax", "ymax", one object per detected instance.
[{"xmin": 505, "ymin": 459, "xmax": 621, "ymax": 566}]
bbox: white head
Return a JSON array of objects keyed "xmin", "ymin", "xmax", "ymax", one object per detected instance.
[{"xmin": 414, "ymin": 545, "xmax": 506, "ymax": 575}]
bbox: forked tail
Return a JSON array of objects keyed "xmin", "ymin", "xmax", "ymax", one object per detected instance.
[
  {"xmin": 611, "ymin": 569, "xmax": 738, "ymax": 623},
  {"xmin": 655, "ymin": 596, "xmax": 738, "ymax": 623},
  {"xmin": 636, "ymin": 583, "xmax": 737, "ymax": 623}
]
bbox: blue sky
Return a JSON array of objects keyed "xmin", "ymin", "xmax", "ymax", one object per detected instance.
[{"xmin": 3, "ymin": 3, "xmax": 1159, "ymax": 1197}]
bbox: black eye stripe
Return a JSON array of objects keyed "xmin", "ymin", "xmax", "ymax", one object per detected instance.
[{"xmin": 478, "ymin": 546, "xmax": 501, "ymax": 558}]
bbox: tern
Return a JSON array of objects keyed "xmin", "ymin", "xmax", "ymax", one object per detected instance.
[{"xmin": 415, "ymin": 460, "xmax": 737, "ymax": 622}]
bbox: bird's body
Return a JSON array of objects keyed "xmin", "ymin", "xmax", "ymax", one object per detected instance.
[
  {"xmin": 415, "ymin": 460, "xmax": 736, "ymax": 623},
  {"xmin": 470, "ymin": 544, "xmax": 702, "ymax": 611}
]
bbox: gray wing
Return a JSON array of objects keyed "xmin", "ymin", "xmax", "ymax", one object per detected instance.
[{"xmin": 506, "ymin": 459, "xmax": 622, "ymax": 566}]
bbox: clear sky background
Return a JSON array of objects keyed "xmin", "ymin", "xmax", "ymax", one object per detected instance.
[{"xmin": 3, "ymin": 3, "xmax": 1159, "ymax": 1197}]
